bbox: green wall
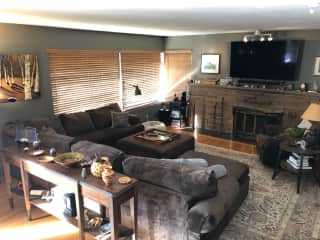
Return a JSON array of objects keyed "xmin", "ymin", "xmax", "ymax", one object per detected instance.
[
  {"xmin": 0, "ymin": 23, "xmax": 165, "ymax": 146},
  {"xmin": 165, "ymin": 30, "xmax": 320, "ymax": 88}
]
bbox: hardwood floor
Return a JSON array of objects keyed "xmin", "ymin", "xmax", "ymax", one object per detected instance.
[
  {"xmin": 0, "ymin": 131, "xmax": 256, "ymax": 240},
  {"xmin": 0, "ymin": 183, "xmax": 82, "ymax": 240},
  {"xmin": 166, "ymin": 127, "xmax": 256, "ymax": 154}
]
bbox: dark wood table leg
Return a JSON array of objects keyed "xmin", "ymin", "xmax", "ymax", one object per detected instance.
[
  {"xmin": 3, "ymin": 158, "xmax": 14, "ymax": 209},
  {"xmin": 109, "ymin": 197, "xmax": 120, "ymax": 240},
  {"xmin": 297, "ymin": 154, "xmax": 304, "ymax": 194},
  {"xmin": 74, "ymin": 183, "xmax": 85, "ymax": 240},
  {"xmin": 272, "ymin": 149, "xmax": 283, "ymax": 180},
  {"xmin": 130, "ymin": 187, "xmax": 138, "ymax": 240},
  {"xmin": 20, "ymin": 161, "xmax": 32, "ymax": 220}
]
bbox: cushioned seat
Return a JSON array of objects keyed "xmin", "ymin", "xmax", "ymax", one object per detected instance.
[
  {"xmin": 74, "ymin": 124, "xmax": 144, "ymax": 146},
  {"xmin": 179, "ymin": 151, "xmax": 249, "ymax": 185}
]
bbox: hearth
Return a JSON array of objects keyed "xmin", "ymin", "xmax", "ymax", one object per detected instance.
[{"xmin": 233, "ymin": 107, "xmax": 283, "ymax": 141}]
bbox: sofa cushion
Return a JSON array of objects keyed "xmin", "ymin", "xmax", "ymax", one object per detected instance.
[
  {"xmin": 123, "ymin": 156, "xmax": 218, "ymax": 199},
  {"xmin": 111, "ymin": 111, "xmax": 130, "ymax": 128},
  {"xmin": 179, "ymin": 151, "xmax": 249, "ymax": 185},
  {"xmin": 187, "ymin": 175, "xmax": 239, "ymax": 234},
  {"xmin": 59, "ymin": 112, "xmax": 96, "ymax": 137},
  {"xmin": 24, "ymin": 117, "xmax": 65, "ymax": 135},
  {"xmin": 87, "ymin": 106, "xmax": 112, "ymax": 129},
  {"xmin": 161, "ymin": 158, "xmax": 208, "ymax": 168},
  {"xmin": 71, "ymin": 140, "xmax": 126, "ymax": 172},
  {"xmin": 39, "ymin": 128, "xmax": 74, "ymax": 153},
  {"xmin": 108, "ymin": 103, "xmax": 121, "ymax": 112},
  {"xmin": 74, "ymin": 124, "xmax": 144, "ymax": 146}
]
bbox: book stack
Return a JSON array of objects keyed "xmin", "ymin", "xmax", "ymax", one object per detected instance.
[{"xmin": 286, "ymin": 153, "xmax": 312, "ymax": 170}]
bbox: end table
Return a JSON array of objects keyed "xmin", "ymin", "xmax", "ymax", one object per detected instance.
[{"xmin": 272, "ymin": 139, "xmax": 320, "ymax": 194}]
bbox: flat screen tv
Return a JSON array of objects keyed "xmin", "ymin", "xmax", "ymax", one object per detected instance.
[{"xmin": 230, "ymin": 40, "xmax": 304, "ymax": 81}]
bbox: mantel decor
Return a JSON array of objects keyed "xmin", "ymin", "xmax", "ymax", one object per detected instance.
[
  {"xmin": 201, "ymin": 53, "xmax": 220, "ymax": 74},
  {"xmin": 314, "ymin": 57, "xmax": 320, "ymax": 76},
  {"xmin": 0, "ymin": 54, "xmax": 39, "ymax": 103}
]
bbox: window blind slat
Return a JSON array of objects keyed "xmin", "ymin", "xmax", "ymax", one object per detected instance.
[
  {"xmin": 121, "ymin": 51, "xmax": 161, "ymax": 110},
  {"xmin": 164, "ymin": 50, "xmax": 192, "ymax": 100},
  {"xmin": 48, "ymin": 49, "xmax": 119, "ymax": 114}
]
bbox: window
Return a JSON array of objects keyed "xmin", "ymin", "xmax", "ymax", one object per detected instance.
[
  {"xmin": 121, "ymin": 51, "xmax": 161, "ymax": 110},
  {"xmin": 164, "ymin": 50, "xmax": 192, "ymax": 100},
  {"xmin": 48, "ymin": 49, "xmax": 119, "ymax": 114},
  {"xmin": 48, "ymin": 49, "xmax": 192, "ymax": 114}
]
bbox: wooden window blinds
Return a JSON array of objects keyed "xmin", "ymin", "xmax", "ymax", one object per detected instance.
[
  {"xmin": 121, "ymin": 51, "xmax": 161, "ymax": 110},
  {"xmin": 48, "ymin": 49, "xmax": 119, "ymax": 114},
  {"xmin": 164, "ymin": 50, "xmax": 192, "ymax": 100}
]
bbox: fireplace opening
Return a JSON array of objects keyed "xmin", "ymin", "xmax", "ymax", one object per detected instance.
[{"xmin": 233, "ymin": 107, "xmax": 283, "ymax": 141}]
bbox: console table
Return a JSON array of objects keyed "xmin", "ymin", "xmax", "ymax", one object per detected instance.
[{"xmin": 2, "ymin": 145, "xmax": 138, "ymax": 240}]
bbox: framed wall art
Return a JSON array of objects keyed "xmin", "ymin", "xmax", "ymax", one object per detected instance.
[
  {"xmin": 0, "ymin": 54, "xmax": 39, "ymax": 103},
  {"xmin": 201, "ymin": 53, "xmax": 220, "ymax": 74},
  {"xmin": 314, "ymin": 57, "xmax": 320, "ymax": 76}
]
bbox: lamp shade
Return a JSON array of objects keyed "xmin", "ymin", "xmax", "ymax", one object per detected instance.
[{"xmin": 301, "ymin": 103, "xmax": 320, "ymax": 122}]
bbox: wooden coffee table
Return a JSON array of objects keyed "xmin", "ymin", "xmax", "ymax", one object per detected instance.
[
  {"xmin": 2, "ymin": 145, "xmax": 138, "ymax": 240},
  {"xmin": 117, "ymin": 129, "xmax": 195, "ymax": 158}
]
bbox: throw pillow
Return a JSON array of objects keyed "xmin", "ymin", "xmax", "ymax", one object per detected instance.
[
  {"xmin": 87, "ymin": 106, "xmax": 112, "ymax": 129},
  {"xmin": 123, "ymin": 156, "xmax": 218, "ymax": 199},
  {"xmin": 108, "ymin": 103, "xmax": 121, "ymax": 112},
  {"xmin": 71, "ymin": 140, "xmax": 126, "ymax": 172},
  {"xmin": 207, "ymin": 164, "xmax": 227, "ymax": 179},
  {"xmin": 59, "ymin": 112, "xmax": 96, "ymax": 137},
  {"xmin": 111, "ymin": 111, "xmax": 130, "ymax": 128}
]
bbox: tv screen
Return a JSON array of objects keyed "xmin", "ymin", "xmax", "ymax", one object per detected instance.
[{"xmin": 230, "ymin": 40, "xmax": 303, "ymax": 81}]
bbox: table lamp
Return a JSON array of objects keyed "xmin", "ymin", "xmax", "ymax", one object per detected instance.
[{"xmin": 301, "ymin": 103, "xmax": 320, "ymax": 146}]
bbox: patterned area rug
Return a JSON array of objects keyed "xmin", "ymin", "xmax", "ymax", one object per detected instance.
[{"xmin": 195, "ymin": 143, "xmax": 320, "ymax": 240}]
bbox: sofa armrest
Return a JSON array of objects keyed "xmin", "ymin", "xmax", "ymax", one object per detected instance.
[
  {"xmin": 187, "ymin": 194, "xmax": 225, "ymax": 235},
  {"xmin": 128, "ymin": 114, "xmax": 141, "ymax": 126},
  {"xmin": 39, "ymin": 129, "xmax": 74, "ymax": 153},
  {"xmin": 188, "ymin": 176, "xmax": 239, "ymax": 235}
]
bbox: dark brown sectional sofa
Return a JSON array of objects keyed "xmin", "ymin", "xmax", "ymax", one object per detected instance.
[
  {"xmin": 2, "ymin": 103, "xmax": 144, "ymax": 151},
  {"xmin": 2, "ymin": 103, "xmax": 249, "ymax": 240}
]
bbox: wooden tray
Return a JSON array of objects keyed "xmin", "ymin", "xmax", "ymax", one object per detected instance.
[{"xmin": 134, "ymin": 129, "xmax": 178, "ymax": 144}]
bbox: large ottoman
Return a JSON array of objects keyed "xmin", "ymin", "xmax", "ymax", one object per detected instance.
[{"xmin": 116, "ymin": 131, "xmax": 194, "ymax": 158}]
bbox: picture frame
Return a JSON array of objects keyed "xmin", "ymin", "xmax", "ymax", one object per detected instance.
[
  {"xmin": 201, "ymin": 53, "xmax": 220, "ymax": 74},
  {"xmin": 314, "ymin": 57, "xmax": 320, "ymax": 76}
]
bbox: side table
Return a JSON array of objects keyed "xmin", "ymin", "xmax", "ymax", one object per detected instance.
[{"xmin": 272, "ymin": 139, "xmax": 320, "ymax": 194}]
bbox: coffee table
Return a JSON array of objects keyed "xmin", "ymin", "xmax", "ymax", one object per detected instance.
[{"xmin": 116, "ymin": 129, "xmax": 194, "ymax": 158}]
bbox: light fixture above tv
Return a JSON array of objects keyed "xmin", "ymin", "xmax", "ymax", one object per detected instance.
[{"xmin": 243, "ymin": 30, "xmax": 273, "ymax": 42}]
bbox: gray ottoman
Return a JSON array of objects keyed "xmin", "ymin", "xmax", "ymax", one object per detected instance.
[{"xmin": 116, "ymin": 132, "xmax": 194, "ymax": 158}]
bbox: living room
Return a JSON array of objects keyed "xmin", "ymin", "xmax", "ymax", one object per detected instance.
[{"xmin": 1, "ymin": 2, "xmax": 320, "ymax": 240}]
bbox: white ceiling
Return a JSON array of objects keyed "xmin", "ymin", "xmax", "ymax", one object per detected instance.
[{"xmin": 0, "ymin": 1, "xmax": 320, "ymax": 36}]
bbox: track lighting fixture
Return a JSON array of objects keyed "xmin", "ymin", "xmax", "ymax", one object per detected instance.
[
  {"xmin": 243, "ymin": 30, "xmax": 273, "ymax": 43},
  {"xmin": 308, "ymin": 1, "xmax": 320, "ymax": 14}
]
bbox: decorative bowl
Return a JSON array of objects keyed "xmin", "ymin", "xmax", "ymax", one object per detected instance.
[
  {"xmin": 54, "ymin": 152, "xmax": 84, "ymax": 167},
  {"xmin": 29, "ymin": 149, "xmax": 45, "ymax": 157},
  {"xmin": 38, "ymin": 155, "xmax": 55, "ymax": 163}
]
